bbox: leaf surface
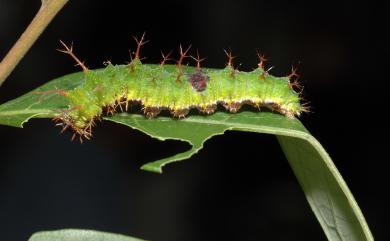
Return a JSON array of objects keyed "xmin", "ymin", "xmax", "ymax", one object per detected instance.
[{"xmin": 0, "ymin": 69, "xmax": 373, "ymax": 241}]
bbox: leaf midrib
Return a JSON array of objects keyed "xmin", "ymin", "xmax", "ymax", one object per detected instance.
[{"xmin": 0, "ymin": 109, "xmax": 55, "ymax": 116}]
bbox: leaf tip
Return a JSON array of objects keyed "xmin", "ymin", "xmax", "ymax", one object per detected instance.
[{"xmin": 140, "ymin": 164, "xmax": 163, "ymax": 173}]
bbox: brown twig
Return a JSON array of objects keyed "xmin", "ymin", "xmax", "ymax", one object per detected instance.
[{"xmin": 0, "ymin": 0, "xmax": 69, "ymax": 87}]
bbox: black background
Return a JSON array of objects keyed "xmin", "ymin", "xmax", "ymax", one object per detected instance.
[{"xmin": 0, "ymin": 1, "xmax": 388, "ymax": 241}]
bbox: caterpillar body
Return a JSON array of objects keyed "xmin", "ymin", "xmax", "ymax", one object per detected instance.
[{"xmin": 52, "ymin": 35, "xmax": 306, "ymax": 141}]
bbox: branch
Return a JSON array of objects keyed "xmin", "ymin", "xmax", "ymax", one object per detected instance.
[{"xmin": 0, "ymin": 0, "xmax": 69, "ymax": 87}]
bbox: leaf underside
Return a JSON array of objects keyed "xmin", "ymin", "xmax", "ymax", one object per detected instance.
[{"xmin": 0, "ymin": 70, "xmax": 373, "ymax": 241}]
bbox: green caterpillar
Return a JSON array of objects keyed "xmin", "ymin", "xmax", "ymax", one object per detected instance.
[{"xmin": 53, "ymin": 34, "xmax": 306, "ymax": 141}]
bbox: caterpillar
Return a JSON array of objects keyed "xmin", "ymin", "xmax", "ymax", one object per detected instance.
[{"xmin": 49, "ymin": 33, "xmax": 307, "ymax": 142}]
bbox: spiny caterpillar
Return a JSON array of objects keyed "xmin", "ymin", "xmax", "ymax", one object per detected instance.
[{"xmin": 48, "ymin": 33, "xmax": 307, "ymax": 142}]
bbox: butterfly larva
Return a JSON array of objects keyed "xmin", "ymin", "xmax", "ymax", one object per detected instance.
[{"xmin": 51, "ymin": 34, "xmax": 306, "ymax": 141}]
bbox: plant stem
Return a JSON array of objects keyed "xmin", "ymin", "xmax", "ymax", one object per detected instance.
[{"xmin": 0, "ymin": 0, "xmax": 69, "ymax": 87}]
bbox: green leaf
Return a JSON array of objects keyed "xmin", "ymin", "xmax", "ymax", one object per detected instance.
[
  {"xmin": 28, "ymin": 229, "xmax": 145, "ymax": 241},
  {"xmin": 0, "ymin": 71, "xmax": 81, "ymax": 127},
  {"xmin": 105, "ymin": 112, "xmax": 307, "ymax": 173},
  {"xmin": 0, "ymin": 70, "xmax": 373, "ymax": 241},
  {"xmin": 105, "ymin": 112, "xmax": 374, "ymax": 241}
]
